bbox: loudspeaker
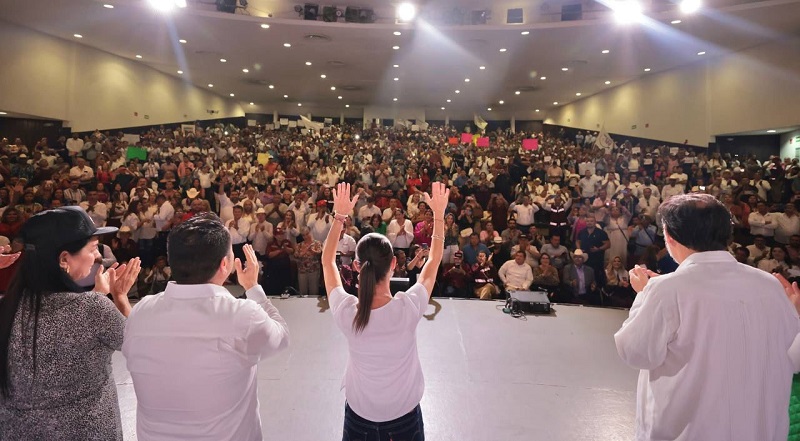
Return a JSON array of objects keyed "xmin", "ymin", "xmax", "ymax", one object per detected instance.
[
  {"xmin": 561, "ymin": 4, "xmax": 582, "ymax": 21},
  {"xmin": 507, "ymin": 8, "xmax": 523, "ymax": 24},
  {"xmin": 322, "ymin": 5, "xmax": 338, "ymax": 22},
  {"xmin": 471, "ymin": 9, "xmax": 489, "ymax": 24},
  {"xmin": 345, "ymin": 6, "xmax": 360, "ymax": 22},
  {"xmin": 304, "ymin": 3, "xmax": 319, "ymax": 20},
  {"xmin": 216, "ymin": 0, "xmax": 237, "ymax": 13},
  {"xmin": 358, "ymin": 7, "xmax": 375, "ymax": 23}
]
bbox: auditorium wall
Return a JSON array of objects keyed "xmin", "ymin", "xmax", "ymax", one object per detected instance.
[
  {"xmin": 547, "ymin": 39, "xmax": 800, "ymax": 147},
  {"xmin": 781, "ymin": 130, "xmax": 800, "ymax": 161},
  {"xmin": 0, "ymin": 21, "xmax": 244, "ymax": 133}
]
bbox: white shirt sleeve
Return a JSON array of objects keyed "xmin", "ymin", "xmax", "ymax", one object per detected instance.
[{"xmin": 238, "ymin": 285, "xmax": 290, "ymax": 361}]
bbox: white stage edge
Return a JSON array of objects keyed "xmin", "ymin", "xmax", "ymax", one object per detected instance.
[{"xmin": 113, "ymin": 298, "xmax": 638, "ymax": 441}]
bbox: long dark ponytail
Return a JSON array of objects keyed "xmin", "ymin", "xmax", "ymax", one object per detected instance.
[
  {"xmin": 0, "ymin": 237, "xmax": 88, "ymax": 398},
  {"xmin": 353, "ymin": 233, "xmax": 394, "ymax": 334}
]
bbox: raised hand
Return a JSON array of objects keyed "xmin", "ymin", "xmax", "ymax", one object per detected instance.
[
  {"xmin": 423, "ymin": 182, "xmax": 450, "ymax": 219},
  {"xmin": 110, "ymin": 258, "xmax": 141, "ymax": 297},
  {"xmin": 628, "ymin": 264, "xmax": 660, "ymax": 293},
  {"xmin": 0, "ymin": 245, "xmax": 21, "ymax": 270},
  {"xmin": 235, "ymin": 244, "xmax": 260, "ymax": 291},
  {"xmin": 332, "ymin": 182, "xmax": 359, "ymax": 216},
  {"xmin": 774, "ymin": 273, "xmax": 800, "ymax": 315}
]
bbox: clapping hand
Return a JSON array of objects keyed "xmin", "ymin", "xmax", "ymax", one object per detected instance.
[
  {"xmin": 773, "ymin": 273, "xmax": 800, "ymax": 315},
  {"xmin": 332, "ymin": 182, "xmax": 359, "ymax": 216},
  {"xmin": 628, "ymin": 264, "xmax": 660, "ymax": 293},
  {"xmin": 0, "ymin": 245, "xmax": 21, "ymax": 270},
  {"xmin": 95, "ymin": 258, "xmax": 142, "ymax": 298},
  {"xmin": 422, "ymin": 182, "xmax": 450, "ymax": 219},
  {"xmin": 235, "ymin": 244, "xmax": 260, "ymax": 291}
]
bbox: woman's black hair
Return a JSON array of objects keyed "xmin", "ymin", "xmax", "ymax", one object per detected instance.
[
  {"xmin": 353, "ymin": 233, "xmax": 395, "ymax": 334},
  {"xmin": 0, "ymin": 235, "xmax": 91, "ymax": 398}
]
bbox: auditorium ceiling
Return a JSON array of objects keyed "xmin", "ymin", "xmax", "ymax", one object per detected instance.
[{"xmin": 1, "ymin": 0, "xmax": 798, "ymax": 113}]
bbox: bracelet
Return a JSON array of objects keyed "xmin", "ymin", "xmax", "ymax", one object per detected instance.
[
  {"xmin": 333, "ymin": 214, "xmax": 348, "ymax": 224},
  {"xmin": 434, "ymin": 218, "xmax": 445, "ymax": 222},
  {"xmin": 431, "ymin": 235, "xmax": 444, "ymax": 241}
]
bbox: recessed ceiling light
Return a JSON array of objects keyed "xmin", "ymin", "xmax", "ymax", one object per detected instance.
[
  {"xmin": 540, "ymin": 76, "xmax": 546, "ymax": 80},
  {"xmin": 394, "ymin": 77, "xmax": 399, "ymax": 81},
  {"xmin": 242, "ymin": 68, "xmax": 249, "ymax": 73},
  {"xmin": 671, "ymin": 19, "xmax": 682, "ymax": 24},
  {"xmin": 499, "ymin": 100, "xmax": 505, "ymax": 104},
  {"xmin": 338, "ymin": 96, "xmax": 342, "ymax": 99},
  {"xmin": 345, "ymin": 104, "xmax": 350, "ymax": 108},
  {"xmin": 602, "ymin": 49, "xmax": 610, "ymax": 54},
  {"xmin": 250, "ymin": 102, "xmax": 254, "ymax": 105},
  {"xmin": 441, "ymin": 107, "xmax": 446, "ymax": 110},
  {"xmin": 479, "ymin": 66, "xmax": 486, "ymax": 70},
  {"xmin": 644, "ymin": 68, "xmax": 651, "ymax": 72},
  {"xmin": 576, "ymin": 92, "xmax": 582, "ymax": 96},
  {"xmin": 697, "ymin": 51, "xmax": 706, "ymax": 55},
  {"xmin": 392, "ymin": 45, "xmax": 400, "ymax": 50},
  {"xmin": 487, "ymin": 107, "xmax": 492, "ymax": 111},
  {"xmin": 283, "ymin": 94, "xmax": 288, "ymax": 98},
  {"xmin": 553, "ymin": 101, "xmax": 558, "ymax": 105},
  {"xmin": 135, "ymin": 54, "xmax": 142, "ymax": 59},
  {"xmin": 561, "ymin": 67, "xmax": 569, "ymax": 71},
  {"xmin": 305, "ymin": 61, "xmax": 312, "ymax": 66},
  {"xmin": 220, "ymin": 58, "xmax": 226, "ymax": 63},
  {"xmin": 179, "ymin": 39, "xmax": 187, "ymax": 44},
  {"xmin": 73, "ymin": 34, "xmax": 83, "ymax": 38},
  {"xmin": 331, "ymin": 86, "xmax": 336, "ymax": 90},
  {"xmin": 393, "ymin": 98, "xmax": 398, "ymax": 101},
  {"xmin": 515, "ymin": 91, "xmax": 520, "ymax": 95},
  {"xmin": 393, "ymin": 64, "xmax": 399, "ymax": 68},
  {"xmin": 229, "ymin": 93, "xmax": 235, "ymax": 97},
  {"xmin": 521, "ymin": 31, "xmax": 530, "ymax": 35},
  {"xmin": 260, "ymin": 24, "xmax": 270, "ymax": 29},
  {"xmin": 680, "ymin": 0, "xmax": 701, "ymax": 14},
  {"xmin": 535, "ymin": 109, "xmax": 540, "ymax": 112},
  {"xmin": 446, "ymin": 99, "xmax": 451, "ymax": 103},
  {"xmin": 0, "ymin": 112, "xmax": 7, "ymax": 115},
  {"xmin": 298, "ymin": 103, "xmax": 302, "ymax": 106},
  {"xmin": 269, "ymin": 85, "xmax": 275, "ymax": 89},
  {"xmin": 284, "ymin": 43, "xmax": 291, "ymax": 48},
  {"xmin": 393, "ymin": 31, "xmax": 402, "ymax": 36},
  {"xmin": 499, "ymin": 48, "xmax": 507, "ymax": 52},
  {"xmin": 455, "ymin": 90, "xmax": 460, "ymax": 94},
  {"xmin": 320, "ymin": 74, "xmax": 327, "ymax": 79},
  {"xmin": 605, "ymin": 80, "xmax": 611, "ymax": 84},
  {"xmin": 464, "ymin": 78, "xmax": 470, "ymax": 82},
  {"xmin": 177, "ymin": 70, "xmax": 183, "ymax": 74},
  {"xmin": 208, "ymin": 84, "xmax": 214, "ymax": 87},
  {"xmin": 103, "ymin": 4, "xmax": 114, "ymax": 8},
  {"xmin": 767, "ymin": 129, "xmax": 777, "ymax": 133}
]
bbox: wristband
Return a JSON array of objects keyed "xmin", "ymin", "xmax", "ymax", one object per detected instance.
[{"xmin": 431, "ymin": 235, "xmax": 444, "ymax": 241}]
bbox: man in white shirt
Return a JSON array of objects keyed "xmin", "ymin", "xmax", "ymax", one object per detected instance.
[
  {"xmin": 152, "ymin": 194, "xmax": 175, "ymax": 233},
  {"xmin": 498, "ymin": 251, "xmax": 534, "ymax": 291},
  {"xmin": 661, "ymin": 175, "xmax": 684, "ymax": 201},
  {"xmin": 636, "ymin": 187, "xmax": 660, "ymax": 219},
  {"xmin": 748, "ymin": 201, "xmax": 778, "ymax": 240},
  {"xmin": 776, "ymin": 203, "xmax": 800, "ymax": 245},
  {"xmin": 248, "ymin": 208, "xmax": 273, "ymax": 258},
  {"xmin": 386, "ymin": 209, "xmax": 414, "ymax": 251},
  {"xmin": 69, "ymin": 157, "xmax": 94, "ymax": 185},
  {"xmin": 336, "ymin": 231, "xmax": 357, "ymax": 266},
  {"xmin": 123, "ymin": 215, "xmax": 289, "ymax": 441},
  {"xmin": 227, "ymin": 204, "xmax": 251, "ymax": 260},
  {"xmin": 357, "ymin": 197, "xmax": 381, "ymax": 223},
  {"xmin": 79, "ymin": 191, "xmax": 108, "ymax": 227},
  {"xmin": 615, "ymin": 194, "xmax": 799, "ymax": 441},
  {"xmin": 512, "ymin": 196, "xmax": 538, "ymax": 230},
  {"xmin": 65, "ymin": 133, "xmax": 84, "ymax": 158}
]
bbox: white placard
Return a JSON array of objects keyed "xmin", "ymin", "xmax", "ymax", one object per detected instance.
[
  {"xmin": 301, "ymin": 128, "xmax": 309, "ymax": 135},
  {"xmin": 669, "ymin": 147, "xmax": 679, "ymax": 155},
  {"xmin": 324, "ymin": 118, "xmax": 333, "ymax": 124},
  {"xmin": 122, "ymin": 134, "xmax": 140, "ymax": 145},
  {"xmin": 280, "ymin": 118, "xmax": 289, "ymax": 126},
  {"xmin": 544, "ymin": 156, "xmax": 552, "ymax": 162},
  {"xmin": 631, "ymin": 147, "xmax": 641, "ymax": 154},
  {"xmin": 643, "ymin": 158, "xmax": 653, "ymax": 165},
  {"xmin": 264, "ymin": 124, "xmax": 274, "ymax": 130},
  {"xmin": 247, "ymin": 119, "xmax": 257, "ymax": 127},
  {"xmin": 288, "ymin": 121, "xmax": 297, "ymax": 128},
  {"xmin": 181, "ymin": 124, "xmax": 195, "ymax": 133},
  {"xmin": 411, "ymin": 125, "xmax": 419, "ymax": 131},
  {"xmin": 683, "ymin": 157, "xmax": 695, "ymax": 164}
]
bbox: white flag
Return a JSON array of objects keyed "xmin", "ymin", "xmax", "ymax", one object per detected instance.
[
  {"xmin": 299, "ymin": 115, "xmax": 324, "ymax": 131},
  {"xmin": 594, "ymin": 127, "xmax": 615, "ymax": 152},
  {"xmin": 474, "ymin": 114, "xmax": 488, "ymax": 131}
]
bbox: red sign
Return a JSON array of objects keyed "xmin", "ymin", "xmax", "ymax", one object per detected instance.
[
  {"xmin": 461, "ymin": 133, "xmax": 472, "ymax": 143},
  {"xmin": 523, "ymin": 139, "xmax": 539, "ymax": 150},
  {"xmin": 448, "ymin": 137, "xmax": 458, "ymax": 145},
  {"xmin": 477, "ymin": 137, "xmax": 490, "ymax": 147}
]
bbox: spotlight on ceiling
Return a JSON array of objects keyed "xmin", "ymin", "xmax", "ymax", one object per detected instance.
[
  {"xmin": 396, "ymin": 3, "xmax": 417, "ymax": 22},
  {"xmin": 679, "ymin": 0, "xmax": 701, "ymax": 14},
  {"xmin": 148, "ymin": 0, "xmax": 187, "ymax": 11},
  {"xmin": 612, "ymin": 0, "xmax": 643, "ymax": 24}
]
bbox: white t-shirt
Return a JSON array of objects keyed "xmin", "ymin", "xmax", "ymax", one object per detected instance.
[{"xmin": 329, "ymin": 283, "xmax": 428, "ymax": 423}]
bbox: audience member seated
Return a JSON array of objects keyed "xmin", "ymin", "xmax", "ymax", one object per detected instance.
[
  {"xmin": 470, "ymin": 251, "xmax": 498, "ymax": 300},
  {"xmin": 498, "ymin": 250, "xmax": 534, "ymax": 292},
  {"xmin": 531, "ymin": 253, "xmax": 560, "ymax": 295}
]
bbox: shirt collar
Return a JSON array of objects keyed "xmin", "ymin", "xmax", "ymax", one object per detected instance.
[
  {"xmin": 163, "ymin": 282, "xmax": 231, "ymax": 299},
  {"xmin": 675, "ymin": 250, "xmax": 735, "ymax": 272}
]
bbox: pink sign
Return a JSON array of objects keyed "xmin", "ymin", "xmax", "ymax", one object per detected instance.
[
  {"xmin": 461, "ymin": 133, "xmax": 472, "ymax": 143},
  {"xmin": 523, "ymin": 138, "xmax": 539, "ymax": 150},
  {"xmin": 477, "ymin": 137, "xmax": 490, "ymax": 147}
]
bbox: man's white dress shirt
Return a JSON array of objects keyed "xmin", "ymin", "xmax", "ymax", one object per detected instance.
[
  {"xmin": 123, "ymin": 283, "xmax": 289, "ymax": 441},
  {"xmin": 748, "ymin": 211, "xmax": 779, "ymax": 237},
  {"xmin": 386, "ymin": 218, "xmax": 414, "ymax": 249},
  {"xmin": 498, "ymin": 261, "xmax": 534, "ymax": 290},
  {"xmin": 614, "ymin": 251, "xmax": 799, "ymax": 441}
]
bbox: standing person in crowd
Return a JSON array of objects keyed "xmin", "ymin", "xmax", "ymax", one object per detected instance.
[
  {"xmin": 0, "ymin": 207, "xmax": 140, "ymax": 440},
  {"xmin": 576, "ymin": 215, "xmax": 610, "ymax": 285},
  {"xmin": 263, "ymin": 226, "xmax": 295, "ymax": 295},
  {"xmin": 123, "ymin": 216, "xmax": 289, "ymax": 441},
  {"xmin": 386, "ymin": 209, "xmax": 414, "ymax": 254},
  {"xmin": 248, "ymin": 207, "xmax": 273, "ymax": 260},
  {"xmin": 295, "ymin": 227, "xmax": 323, "ymax": 297},
  {"xmin": 323, "ymin": 182, "xmax": 448, "ymax": 441},
  {"xmin": 227, "ymin": 205, "xmax": 251, "ymax": 264},
  {"xmin": 615, "ymin": 193, "xmax": 800, "ymax": 441}
]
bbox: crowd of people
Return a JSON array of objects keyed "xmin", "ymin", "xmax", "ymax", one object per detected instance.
[{"xmin": 0, "ymin": 122, "xmax": 797, "ymax": 307}]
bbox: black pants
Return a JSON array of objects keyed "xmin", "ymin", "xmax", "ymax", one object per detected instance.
[{"xmin": 343, "ymin": 403, "xmax": 424, "ymax": 441}]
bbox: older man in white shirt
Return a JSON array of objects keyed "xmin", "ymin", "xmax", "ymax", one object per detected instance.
[
  {"xmin": 636, "ymin": 187, "xmax": 660, "ymax": 219},
  {"xmin": 615, "ymin": 194, "xmax": 799, "ymax": 441},
  {"xmin": 498, "ymin": 250, "xmax": 534, "ymax": 291},
  {"xmin": 776, "ymin": 203, "xmax": 800, "ymax": 245},
  {"xmin": 124, "ymin": 217, "xmax": 289, "ymax": 441},
  {"xmin": 748, "ymin": 201, "xmax": 779, "ymax": 240}
]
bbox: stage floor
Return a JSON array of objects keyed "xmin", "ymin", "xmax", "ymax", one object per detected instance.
[{"xmin": 113, "ymin": 297, "xmax": 638, "ymax": 441}]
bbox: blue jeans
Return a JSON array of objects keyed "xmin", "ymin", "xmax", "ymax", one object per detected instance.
[{"xmin": 343, "ymin": 403, "xmax": 424, "ymax": 441}]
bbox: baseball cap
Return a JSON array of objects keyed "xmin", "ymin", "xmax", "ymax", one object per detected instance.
[{"xmin": 22, "ymin": 206, "xmax": 117, "ymax": 251}]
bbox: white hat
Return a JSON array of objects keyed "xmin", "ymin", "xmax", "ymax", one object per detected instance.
[
  {"xmin": 573, "ymin": 249, "xmax": 585, "ymax": 257},
  {"xmin": 493, "ymin": 236, "xmax": 503, "ymax": 244},
  {"xmin": 668, "ymin": 173, "xmax": 680, "ymax": 180},
  {"xmin": 256, "ymin": 207, "xmax": 266, "ymax": 214},
  {"xmin": 186, "ymin": 188, "xmax": 200, "ymax": 199},
  {"xmin": 460, "ymin": 228, "xmax": 474, "ymax": 238}
]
